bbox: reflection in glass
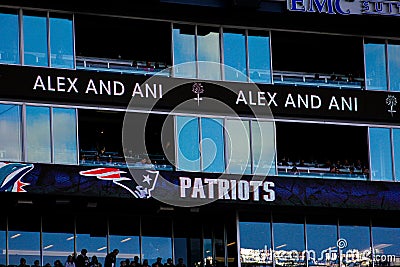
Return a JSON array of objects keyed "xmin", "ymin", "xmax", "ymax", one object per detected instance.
[
  {"xmin": 173, "ymin": 24, "xmax": 196, "ymax": 78},
  {"xmin": 42, "ymin": 215, "xmax": 75, "ymax": 266},
  {"xmin": 0, "ymin": 217, "xmax": 6, "ymax": 266},
  {"xmin": 273, "ymin": 219, "xmax": 305, "ymax": 267},
  {"xmin": 201, "ymin": 118, "xmax": 225, "ymax": 173},
  {"xmin": 369, "ymin": 128, "xmax": 393, "ymax": 181},
  {"xmin": 50, "ymin": 16, "xmax": 74, "ymax": 69},
  {"xmin": 248, "ymin": 31, "xmax": 271, "ymax": 84},
  {"xmin": 0, "ymin": 104, "xmax": 21, "ymax": 161},
  {"xmin": 226, "ymin": 120, "xmax": 251, "ymax": 174},
  {"xmin": 198, "ymin": 27, "xmax": 221, "ymax": 80},
  {"xmin": 23, "ymin": 14, "xmax": 48, "ymax": 67},
  {"xmin": 8, "ymin": 214, "xmax": 41, "ymax": 266},
  {"xmin": 53, "ymin": 108, "xmax": 78, "ymax": 164},
  {"xmin": 251, "ymin": 121, "xmax": 275, "ymax": 175},
  {"xmin": 109, "ymin": 216, "xmax": 140, "ymax": 262},
  {"xmin": 364, "ymin": 43, "xmax": 387, "ymax": 90},
  {"xmin": 26, "ymin": 106, "xmax": 51, "ymax": 163},
  {"xmin": 393, "ymin": 129, "xmax": 400, "ymax": 181},
  {"xmin": 371, "ymin": 225, "xmax": 400, "ymax": 266},
  {"xmin": 306, "ymin": 220, "xmax": 338, "ymax": 267},
  {"xmin": 339, "ymin": 222, "xmax": 371, "ymax": 267},
  {"xmin": 76, "ymin": 215, "xmax": 108, "ymax": 264},
  {"xmin": 176, "ymin": 116, "xmax": 200, "ymax": 172},
  {"xmin": 388, "ymin": 44, "xmax": 400, "ymax": 91},
  {"xmin": 223, "ymin": 30, "xmax": 247, "ymax": 82},
  {"xmin": 0, "ymin": 10, "xmax": 20, "ymax": 64},
  {"xmin": 141, "ymin": 216, "xmax": 172, "ymax": 264},
  {"xmin": 239, "ymin": 221, "xmax": 272, "ymax": 267}
]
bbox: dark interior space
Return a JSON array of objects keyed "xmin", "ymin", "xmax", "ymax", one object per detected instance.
[
  {"xmin": 276, "ymin": 122, "xmax": 369, "ymax": 169},
  {"xmin": 74, "ymin": 14, "xmax": 172, "ymax": 65},
  {"xmin": 271, "ymin": 31, "xmax": 365, "ymax": 79}
]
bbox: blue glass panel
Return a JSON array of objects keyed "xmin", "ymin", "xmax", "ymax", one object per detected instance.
[
  {"xmin": 226, "ymin": 120, "xmax": 251, "ymax": 174},
  {"xmin": 273, "ymin": 221, "xmax": 305, "ymax": 266},
  {"xmin": 23, "ymin": 15, "xmax": 48, "ymax": 66},
  {"xmin": 251, "ymin": 121, "xmax": 275, "ymax": 175},
  {"xmin": 339, "ymin": 223, "xmax": 371, "ymax": 267},
  {"xmin": 364, "ymin": 43, "xmax": 387, "ymax": 90},
  {"xmin": 223, "ymin": 31, "xmax": 247, "ymax": 82},
  {"xmin": 392, "ymin": 129, "xmax": 400, "ymax": 181},
  {"xmin": 369, "ymin": 128, "xmax": 393, "ymax": 181},
  {"xmin": 201, "ymin": 118, "xmax": 225, "ymax": 173},
  {"xmin": 53, "ymin": 108, "xmax": 78, "ymax": 164},
  {"xmin": 50, "ymin": 16, "xmax": 74, "ymax": 68},
  {"xmin": 9, "ymin": 230, "xmax": 41, "ymax": 265},
  {"xmin": 0, "ymin": 11, "xmax": 20, "ymax": 64},
  {"xmin": 388, "ymin": 44, "xmax": 400, "ymax": 91},
  {"xmin": 372, "ymin": 226, "xmax": 400, "ymax": 261},
  {"xmin": 248, "ymin": 33, "xmax": 271, "ymax": 84},
  {"xmin": 0, "ymin": 104, "xmax": 21, "ymax": 161},
  {"xmin": 198, "ymin": 27, "xmax": 221, "ymax": 80},
  {"xmin": 173, "ymin": 25, "xmax": 196, "ymax": 78},
  {"xmin": 239, "ymin": 221, "xmax": 272, "ymax": 265},
  {"xmin": 0, "ymin": 218, "xmax": 5, "ymax": 266},
  {"xmin": 26, "ymin": 106, "xmax": 51, "ymax": 163},
  {"xmin": 306, "ymin": 223, "xmax": 338, "ymax": 266},
  {"xmin": 176, "ymin": 116, "xmax": 200, "ymax": 172}
]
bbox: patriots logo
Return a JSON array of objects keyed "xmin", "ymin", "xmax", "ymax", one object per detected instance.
[
  {"xmin": 79, "ymin": 168, "xmax": 159, "ymax": 199},
  {"xmin": 0, "ymin": 162, "xmax": 34, "ymax": 192}
]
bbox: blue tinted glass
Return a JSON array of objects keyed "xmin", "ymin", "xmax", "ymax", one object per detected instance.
[
  {"xmin": 176, "ymin": 116, "xmax": 200, "ymax": 172},
  {"xmin": 26, "ymin": 106, "xmax": 51, "ymax": 163},
  {"xmin": 9, "ymin": 231, "xmax": 40, "ymax": 265},
  {"xmin": 201, "ymin": 118, "xmax": 225, "ymax": 173},
  {"xmin": 239, "ymin": 221, "xmax": 272, "ymax": 265},
  {"xmin": 223, "ymin": 31, "xmax": 247, "ymax": 82},
  {"xmin": 226, "ymin": 120, "xmax": 251, "ymax": 174},
  {"xmin": 339, "ymin": 223, "xmax": 371, "ymax": 266},
  {"xmin": 0, "ymin": 219, "xmax": 5, "ymax": 266},
  {"xmin": 365, "ymin": 43, "xmax": 387, "ymax": 90},
  {"xmin": 393, "ymin": 129, "xmax": 400, "ymax": 181},
  {"xmin": 198, "ymin": 27, "xmax": 221, "ymax": 80},
  {"xmin": 369, "ymin": 127, "xmax": 393, "ymax": 181},
  {"xmin": 388, "ymin": 44, "xmax": 400, "ymax": 91},
  {"xmin": 273, "ymin": 221, "xmax": 305, "ymax": 266},
  {"xmin": 0, "ymin": 12, "xmax": 20, "ymax": 64},
  {"xmin": 24, "ymin": 15, "xmax": 48, "ymax": 66},
  {"xmin": 306, "ymin": 223, "xmax": 338, "ymax": 265},
  {"xmin": 248, "ymin": 33, "xmax": 271, "ymax": 84},
  {"xmin": 142, "ymin": 236, "xmax": 173, "ymax": 264},
  {"xmin": 53, "ymin": 108, "xmax": 77, "ymax": 164},
  {"xmin": 0, "ymin": 104, "xmax": 21, "ymax": 161},
  {"xmin": 372, "ymin": 226, "xmax": 400, "ymax": 257},
  {"xmin": 252, "ymin": 121, "xmax": 275, "ymax": 175},
  {"xmin": 173, "ymin": 25, "xmax": 196, "ymax": 78},
  {"xmin": 50, "ymin": 16, "xmax": 74, "ymax": 68}
]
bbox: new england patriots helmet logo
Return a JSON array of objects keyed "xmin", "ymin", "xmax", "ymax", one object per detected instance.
[
  {"xmin": 0, "ymin": 162, "xmax": 34, "ymax": 192},
  {"xmin": 79, "ymin": 167, "xmax": 159, "ymax": 199}
]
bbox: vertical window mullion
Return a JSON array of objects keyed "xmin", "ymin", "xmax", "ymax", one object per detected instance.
[
  {"xmin": 50, "ymin": 106, "xmax": 54, "ymax": 163},
  {"xmin": 21, "ymin": 104, "xmax": 27, "ymax": 162},
  {"xmin": 385, "ymin": 40, "xmax": 390, "ymax": 91},
  {"xmin": 195, "ymin": 25, "xmax": 199, "ymax": 79},
  {"xmin": 19, "ymin": 9, "xmax": 24, "ymax": 65},
  {"xmin": 47, "ymin": 11, "xmax": 51, "ymax": 67},
  {"xmin": 245, "ymin": 29, "xmax": 250, "ymax": 83},
  {"xmin": 199, "ymin": 117, "xmax": 203, "ymax": 171}
]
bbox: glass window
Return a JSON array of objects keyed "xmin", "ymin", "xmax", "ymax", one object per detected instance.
[
  {"xmin": 53, "ymin": 108, "xmax": 78, "ymax": 164},
  {"xmin": 201, "ymin": 118, "xmax": 225, "ymax": 173},
  {"xmin": 23, "ymin": 12, "xmax": 48, "ymax": 67},
  {"xmin": 393, "ymin": 129, "xmax": 400, "ymax": 181},
  {"xmin": 76, "ymin": 215, "xmax": 108, "ymax": 264},
  {"xmin": 197, "ymin": 26, "xmax": 221, "ymax": 80},
  {"xmin": 109, "ymin": 216, "xmax": 140, "ymax": 263},
  {"xmin": 0, "ymin": 104, "xmax": 22, "ymax": 161},
  {"xmin": 248, "ymin": 31, "xmax": 271, "ymax": 84},
  {"xmin": 364, "ymin": 41, "xmax": 387, "ymax": 91},
  {"xmin": 26, "ymin": 106, "xmax": 51, "ymax": 163},
  {"xmin": 176, "ymin": 116, "xmax": 200, "ymax": 172},
  {"xmin": 8, "ymin": 214, "xmax": 41, "ymax": 266},
  {"xmin": 273, "ymin": 216, "xmax": 306, "ymax": 267},
  {"xmin": 50, "ymin": 15, "xmax": 74, "ymax": 69},
  {"xmin": 338, "ymin": 218, "xmax": 371, "ymax": 267},
  {"xmin": 223, "ymin": 29, "xmax": 247, "ymax": 82},
  {"xmin": 306, "ymin": 217, "xmax": 338, "ymax": 267},
  {"xmin": 226, "ymin": 120, "xmax": 251, "ymax": 174},
  {"xmin": 0, "ymin": 9, "xmax": 20, "ymax": 64},
  {"xmin": 0, "ymin": 217, "xmax": 6, "ymax": 266},
  {"xmin": 369, "ymin": 128, "xmax": 393, "ymax": 181},
  {"xmin": 388, "ymin": 43, "xmax": 400, "ymax": 92},
  {"xmin": 239, "ymin": 218, "xmax": 272, "ymax": 267},
  {"xmin": 172, "ymin": 24, "xmax": 196, "ymax": 78},
  {"xmin": 371, "ymin": 220, "xmax": 400, "ymax": 266},
  {"xmin": 42, "ymin": 215, "xmax": 75, "ymax": 266},
  {"xmin": 141, "ymin": 216, "xmax": 172, "ymax": 265},
  {"xmin": 251, "ymin": 121, "xmax": 275, "ymax": 175}
]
